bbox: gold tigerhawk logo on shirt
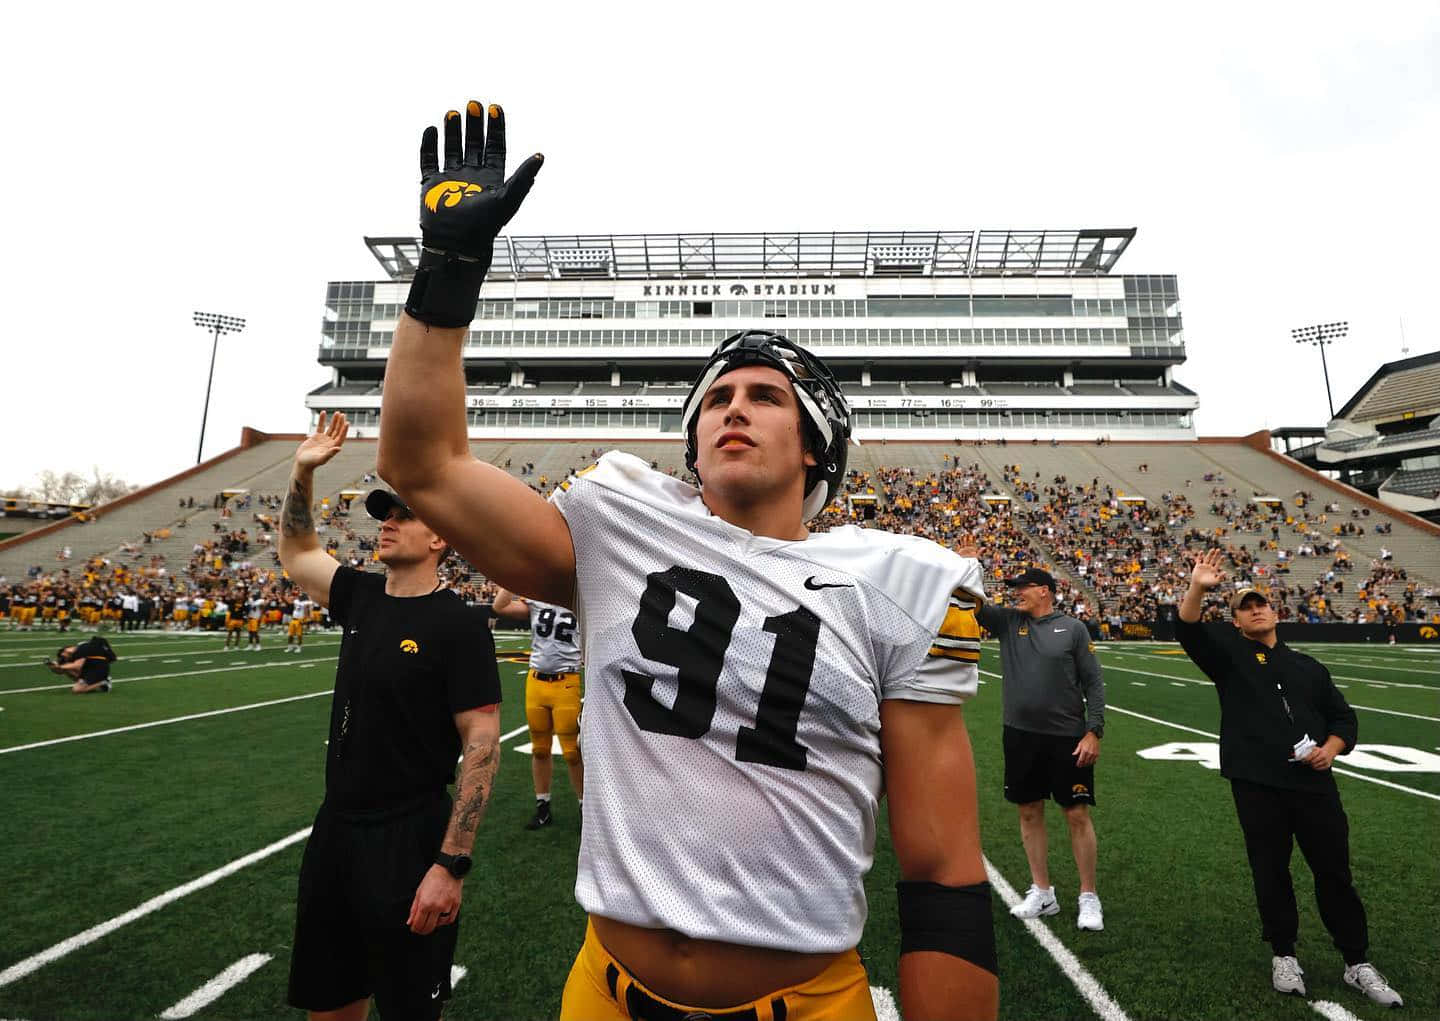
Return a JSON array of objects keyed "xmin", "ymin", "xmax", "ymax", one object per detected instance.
[
  {"xmin": 1018, "ymin": 627, "xmax": 1029, "ymax": 636},
  {"xmin": 399, "ymin": 639, "xmax": 419, "ymax": 654},
  {"xmin": 424, "ymin": 180, "xmax": 484, "ymax": 213},
  {"xmin": 1072, "ymin": 783, "xmax": 1089, "ymax": 795},
  {"xmin": 1255, "ymin": 652, "xmax": 1267, "ymax": 665}
]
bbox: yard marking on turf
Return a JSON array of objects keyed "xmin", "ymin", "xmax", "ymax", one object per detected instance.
[
  {"xmin": 1169, "ymin": 681, "xmax": 1185, "ymax": 687},
  {"xmin": 500, "ymin": 723, "xmax": 530, "ymax": 743},
  {"xmin": 1308, "ymin": 1000, "xmax": 1363, "ymax": 1021},
  {"xmin": 1105, "ymin": 706, "xmax": 1440, "ymax": 803},
  {"xmin": 984, "ymin": 856, "xmax": 1131, "ymax": 1021},
  {"xmin": 158, "ymin": 953, "xmax": 273, "ymax": 1019},
  {"xmin": 451, "ymin": 965, "xmax": 467, "ymax": 987},
  {"xmin": 0, "ymin": 690, "xmax": 332, "ymax": 754},
  {"xmin": 1092, "ymin": 661, "xmax": 1438, "ymax": 708},
  {"xmin": 0, "ymin": 655, "xmax": 337, "ymax": 694},
  {"xmin": 1097, "ymin": 649, "xmax": 1438, "ymax": 691},
  {"xmin": 0, "ymin": 829, "xmax": 310, "ymax": 988},
  {"xmin": 1349, "ymin": 704, "xmax": 1440, "ymax": 722},
  {"xmin": 870, "ymin": 985, "xmax": 900, "ymax": 1021}
]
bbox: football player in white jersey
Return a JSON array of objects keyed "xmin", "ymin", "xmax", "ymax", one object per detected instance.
[
  {"xmin": 287, "ymin": 596, "xmax": 311, "ymax": 654},
  {"xmin": 378, "ymin": 99, "xmax": 996, "ymax": 1020},
  {"xmin": 493, "ymin": 589, "xmax": 585, "ymax": 829}
]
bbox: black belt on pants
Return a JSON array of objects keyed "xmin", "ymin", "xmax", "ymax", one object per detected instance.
[
  {"xmin": 532, "ymin": 670, "xmax": 570, "ymax": 681},
  {"xmin": 605, "ymin": 963, "xmax": 787, "ymax": 1021}
]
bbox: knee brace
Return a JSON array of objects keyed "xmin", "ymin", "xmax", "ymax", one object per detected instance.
[{"xmin": 897, "ymin": 880, "xmax": 997, "ymax": 976}]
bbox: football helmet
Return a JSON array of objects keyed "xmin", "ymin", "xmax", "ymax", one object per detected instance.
[{"xmin": 681, "ymin": 330, "xmax": 852, "ymax": 520}]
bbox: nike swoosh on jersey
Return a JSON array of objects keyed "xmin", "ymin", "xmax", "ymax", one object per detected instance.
[
  {"xmin": 804, "ymin": 576, "xmax": 854, "ymax": 590},
  {"xmin": 1053, "ymin": 628, "xmax": 1067, "ymax": 632}
]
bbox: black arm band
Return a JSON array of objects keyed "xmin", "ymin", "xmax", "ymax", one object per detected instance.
[
  {"xmin": 897, "ymin": 879, "xmax": 997, "ymax": 976},
  {"xmin": 403, "ymin": 248, "xmax": 490, "ymax": 329}
]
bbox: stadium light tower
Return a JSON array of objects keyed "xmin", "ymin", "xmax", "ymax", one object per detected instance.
[
  {"xmin": 192, "ymin": 312, "xmax": 247, "ymax": 463},
  {"xmin": 1292, "ymin": 321, "xmax": 1347, "ymax": 420}
]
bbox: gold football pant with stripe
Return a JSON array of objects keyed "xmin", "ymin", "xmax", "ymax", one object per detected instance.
[
  {"xmin": 525, "ymin": 670, "xmax": 582, "ymax": 763},
  {"xmin": 560, "ymin": 921, "xmax": 876, "ymax": 1021}
]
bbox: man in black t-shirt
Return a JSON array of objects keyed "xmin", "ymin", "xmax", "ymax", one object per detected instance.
[
  {"xmin": 1178, "ymin": 550, "xmax": 1402, "ymax": 1009},
  {"xmin": 279, "ymin": 411, "xmax": 502, "ymax": 1021}
]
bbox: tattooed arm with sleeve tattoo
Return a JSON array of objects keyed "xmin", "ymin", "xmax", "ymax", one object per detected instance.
[
  {"xmin": 406, "ymin": 706, "xmax": 501, "ymax": 935},
  {"xmin": 277, "ymin": 412, "xmax": 345, "ymax": 608}
]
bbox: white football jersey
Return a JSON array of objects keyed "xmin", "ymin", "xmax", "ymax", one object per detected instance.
[
  {"xmin": 550, "ymin": 452, "xmax": 985, "ymax": 952},
  {"xmin": 526, "ymin": 599, "xmax": 583, "ymax": 674}
]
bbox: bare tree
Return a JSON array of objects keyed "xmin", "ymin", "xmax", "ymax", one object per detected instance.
[{"xmin": 16, "ymin": 468, "xmax": 136, "ymax": 506}]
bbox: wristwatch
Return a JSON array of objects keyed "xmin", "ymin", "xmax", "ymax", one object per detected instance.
[{"xmin": 435, "ymin": 851, "xmax": 472, "ymax": 879}]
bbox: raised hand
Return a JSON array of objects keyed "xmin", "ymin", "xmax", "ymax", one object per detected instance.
[
  {"xmin": 294, "ymin": 411, "xmax": 348, "ymax": 471},
  {"xmin": 1188, "ymin": 548, "xmax": 1227, "ymax": 591},
  {"xmin": 418, "ymin": 101, "xmax": 544, "ymax": 263}
]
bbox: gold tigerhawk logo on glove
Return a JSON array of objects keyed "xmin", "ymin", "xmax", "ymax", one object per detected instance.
[
  {"xmin": 424, "ymin": 180, "xmax": 484, "ymax": 213},
  {"xmin": 400, "ymin": 639, "xmax": 419, "ymax": 654}
]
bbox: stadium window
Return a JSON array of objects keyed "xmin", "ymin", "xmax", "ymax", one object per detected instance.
[{"xmin": 694, "ymin": 301, "xmax": 712, "ymax": 317}]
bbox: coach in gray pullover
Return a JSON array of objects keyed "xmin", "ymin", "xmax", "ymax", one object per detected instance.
[{"xmin": 971, "ymin": 564, "xmax": 1108, "ymax": 931}]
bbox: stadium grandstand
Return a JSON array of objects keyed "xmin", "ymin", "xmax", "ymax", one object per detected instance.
[
  {"xmin": 2, "ymin": 231, "xmax": 1436, "ymax": 642},
  {"xmin": 310, "ymin": 229, "xmax": 1197, "ymax": 442},
  {"xmin": 1277, "ymin": 349, "xmax": 1440, "ymax": 521}
]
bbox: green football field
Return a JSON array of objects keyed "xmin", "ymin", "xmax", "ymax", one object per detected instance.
[{"xmin": 0, "ymin": 628, "xmax": 1435, "ymax": 1020}]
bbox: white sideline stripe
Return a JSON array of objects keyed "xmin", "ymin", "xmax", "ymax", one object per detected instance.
[
  {"xmin": 0, "ymin": 828, "xmax": 310, "ymax": 988},
  {"xmin": 0, "ymin": 655, "xmax": 337, "ymax": 695},
  {"xmin": 158, "ymin": 953, "xmax": 273, "ymax": 1018},
  {"xmin": 1309, "ymin": 1000, "xmax": 1363, "ymax": 1021},
  {"xmin": 0, "ymin": 690, "xmax": 331, "ymax": 754},
  {"xmin": 499, "ymin": 723, "xmax": 530, "ymax": 743},
  {"xmin": 870, "ymin": 985, "xmax": 900, "ymax": 1021},
  {"xmin": 984, "ymin": 856, "xmax": 1131, "ymax": 1021},
  {"xmin": 1106, "ymin": 706, "xmax": 1440, "ymax": 802}
]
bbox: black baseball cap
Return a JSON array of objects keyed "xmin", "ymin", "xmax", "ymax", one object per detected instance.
[
  {"xmin": 1006, "ymin": 568, "xmax": 1056, "ymax": 592},
  {"xmin": 365, "ymin": 489, "xmax": 414, "ymax": 522}
]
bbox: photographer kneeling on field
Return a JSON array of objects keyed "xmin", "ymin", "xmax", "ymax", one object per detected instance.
[{"xmin": 46, "ymin": 636, "xmax": 117, "ymax": 693}]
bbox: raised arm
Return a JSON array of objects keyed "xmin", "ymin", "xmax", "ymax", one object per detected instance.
[
  {"xmin": 490, "ymin": 587, "xmax": 531, "ymax": 622},
  {"xmin": 278, "ymin": 412, "xmax": 344, "ymax": 607},
  {"xmin": 881, "ymin": 699, "xmax": 998, "ymax": 1021},
  {"xmin": 1178, "ymin": 547, "xmax": 1226, "ymax": 623},
  {"xmin": 376, "ymin": 100, "xmax": 574, "ymax": 606}
]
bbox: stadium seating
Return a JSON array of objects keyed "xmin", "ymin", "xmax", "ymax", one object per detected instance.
[{"xmin": 3, "ymin": 436, "xmax": 1434, "ymax": 629}]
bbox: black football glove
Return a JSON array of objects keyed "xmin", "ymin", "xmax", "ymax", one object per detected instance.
[{"xmin": 404, "ymin": 100, "xmax": 544, "ymax": 328}]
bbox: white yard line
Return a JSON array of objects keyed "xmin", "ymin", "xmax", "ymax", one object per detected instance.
[
  {"xmin": 451, "ymin": 965, "xmax": 468, "ymax": 987},
  {"xmin": 0, "ymin": 642, "xmax": 341, "ymax": 670},
  {"xmin": 0, "ymin": 656, "xmax": 336, "ymax": 695},
  {"xmin": 984, "ymin": 856, "xmax": 1131, "ymax": 1021},
  {"xmin": 1098, "ymin": 648, "xmax": 1438, "ymax": 691},
  {"xmin": 0, "ymin": 828, "xmax": 310, "ymax": 988},
  {"xmin": 499, "ymin": 723, "xmax": 530, "ymax": 743},
  {"xmin": 159, "ymin": 953, "xmax": 273, "ymax": 1018},
  {"xmin": 869, "ymin": 985, "xmax": 901, "ymax": 1021},
  {"xmin": 1308, "ymin": 999, "xmax": 1363, "ymax": 1021},
  {"xmin": 1104, "ymin": 706, "xmax": 1440, "ymax": 803},
  {"xmin": 0, "ymin": 691, "xmax": 331, "ymax": 754},
  {"xmin": 1349, "ymin": 704, "xmax": 1440, "ymax": 723}
]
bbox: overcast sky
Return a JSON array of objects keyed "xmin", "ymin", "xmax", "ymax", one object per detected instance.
[{"xmin": 4, "ymin": 1, "xmax": 1436, "ymax": 492}]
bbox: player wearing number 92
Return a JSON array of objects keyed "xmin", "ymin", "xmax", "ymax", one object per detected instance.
[
  {"xmin": 492, "ymin": 589, "xmax": 585, "ymax": 831},
  {"xmin": 378, "ymin": 97, "xmax": 998, "ymax": 1021}
]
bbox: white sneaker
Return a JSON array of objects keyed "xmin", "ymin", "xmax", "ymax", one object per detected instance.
[
  {"xmin": 1344, "ymin": 963, "xmax": 1403, "ymax": 1008},
  {"xmin": 1010, "ymin": 885, "xmax": 1059, "ymax": 919},
  {"xmin": 1271, "ymin": 955, "xmax": 1306, "ymax": 996},
  {"xmin": 1077, "ymin": 892, "xmax": 1104, "ymax": 931}
]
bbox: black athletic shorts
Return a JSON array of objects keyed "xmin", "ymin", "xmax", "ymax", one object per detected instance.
[
  {"xmin": 79, "ymin": 661, "xmax": 110, "ymax": 689},
  {"xmin": 288, "ymin": 792, "xmax": 458, "ymax": 1019},
  {"xmin": 1003, "ymin": 725, "xmax": 1096, "ymax": 807}
]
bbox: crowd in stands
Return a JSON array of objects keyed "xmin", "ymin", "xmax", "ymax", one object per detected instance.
[{"xmin": 4, "ymin": 455, "xmax": 1437, "ymax": 639}]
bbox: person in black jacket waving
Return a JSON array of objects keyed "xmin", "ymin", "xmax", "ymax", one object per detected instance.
[{"xmin": 1177, "ymin": 549, "xmax": 1402, "ymax": 1009}]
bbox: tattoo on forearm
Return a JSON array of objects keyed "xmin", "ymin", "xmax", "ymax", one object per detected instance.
[
  {"xmin": 447, "ymin": 736, "xmax": 499, "ymax": 849},
  {"xmin": 281, "ymin": 475, "xmax": 315, "ymax": 539}
]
